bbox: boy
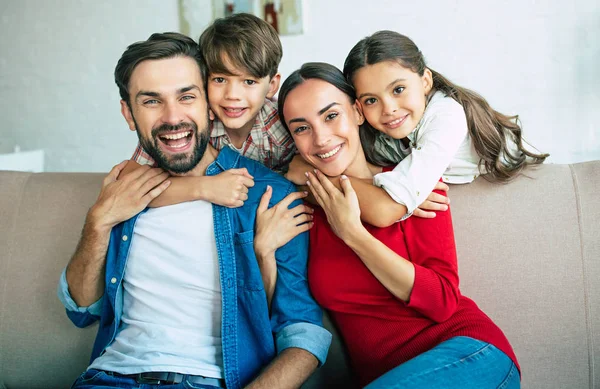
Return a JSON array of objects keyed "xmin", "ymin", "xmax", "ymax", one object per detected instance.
[{"xmin": 128, "ymin": 13, "xmax": 295, "ymax": 208}]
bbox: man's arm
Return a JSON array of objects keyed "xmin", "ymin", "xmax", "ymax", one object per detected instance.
[
  {"xmin": 245, "ymin": 348, "xmax": 318, "ymax": 389},
  {"xmin": 122, "ymin": 160, "xmax": 254, "ymax": 208},
  {"xmin": 65, "ymin": 162, "xmax": 170, "ymax": 306}
]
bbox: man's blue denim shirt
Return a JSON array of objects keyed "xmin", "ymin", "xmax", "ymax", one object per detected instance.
[{"xmin": 58, "ymin": 147, "xmax": 332, "ymax": 389}]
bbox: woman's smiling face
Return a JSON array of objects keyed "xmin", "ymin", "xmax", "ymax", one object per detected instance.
[{"xmin": 283, "ymin": 78, "xmax": 364, "ymax": 177}]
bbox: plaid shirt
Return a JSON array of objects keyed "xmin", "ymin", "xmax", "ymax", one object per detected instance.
[{"xmin": 131, "ymin": 99, "xmax": 296, "ymax": 173}]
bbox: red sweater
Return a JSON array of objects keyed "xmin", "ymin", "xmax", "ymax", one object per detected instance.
[{"xmin": 308, "ymin": 189, "xmax": 519, "ymax": 387}]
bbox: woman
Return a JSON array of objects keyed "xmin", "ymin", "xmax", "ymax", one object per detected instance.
[{"xmin": 262, "ymin": 62, "xmax": 520, "ymax": 389}]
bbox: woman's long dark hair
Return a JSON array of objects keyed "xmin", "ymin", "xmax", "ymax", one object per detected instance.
[
  {"xmin": 278, "ymin": 62, "xmax": 356, "ymax": 127},
  {"xmin": 343, "ymin": 30, "xmax": 549, "ymax": 182}
]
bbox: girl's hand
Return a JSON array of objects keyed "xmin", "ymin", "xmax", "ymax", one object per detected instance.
[
  {"xmin": 413, "ymin": 181, "xmax": 450, "ymax": 218},
  {"xmin": 306, "ymin": 170, "xmax": 365, "ymax": 242},
  {"xmin": 284, "ymin": 155, "xmax": 314, "ymax": 185}
]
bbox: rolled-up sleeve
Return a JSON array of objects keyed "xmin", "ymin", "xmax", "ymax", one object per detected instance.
[
  {"xmin": 275, "ymin": 322, "xmax": 332, "ymax": 365},
  {"xmin": 373, "ymin": 97, "xmax": 468, "ymax": 215},
  {"xmin": 57, "ymin": 268, "xmax": 103, "ymax": 327}
]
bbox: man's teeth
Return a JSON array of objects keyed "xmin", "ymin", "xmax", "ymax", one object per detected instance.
[
  {"xmin": 225, "ymin": 108, "xmax": 244, "ymax": 112},
  {"xmin": 317, "ymin": 145, "xmax": 342, "ymax": 159},
  {"xmin": 161, "ymin": 131, "xmax": 190, "ymax": 140}
]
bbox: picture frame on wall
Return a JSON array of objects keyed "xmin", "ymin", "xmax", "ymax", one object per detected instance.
[{"xmin": 179, "ymin": 0, "xmax": 304, "ymax": 41}]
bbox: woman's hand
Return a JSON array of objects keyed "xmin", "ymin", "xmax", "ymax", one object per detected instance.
[
  {"xmin": 254, "ymin": 186, "xmax": 313, "ymax": 308},
  {"xmin": 285, "ymin": 155, "xmax": 314, "ymax": 185},
  {"xmin": 306, "ymin": 170, "xmax": 366, "ymax": 242}
]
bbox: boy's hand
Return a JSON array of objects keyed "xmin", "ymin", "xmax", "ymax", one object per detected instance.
[
  {"xmin": 284, "ymin": 155, "xmax": 313, "ymax": 185},
  {"xmin": 205, "ymin": 168, "xmax": 255, "ymax": 208},
  {"xmin": 413, "ymin": 181, "xmax": 450, "ymax": 218}
]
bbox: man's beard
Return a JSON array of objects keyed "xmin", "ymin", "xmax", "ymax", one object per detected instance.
[{"xmin": 135, "ymin": 117, "xmax": 210, "ymax": 174}]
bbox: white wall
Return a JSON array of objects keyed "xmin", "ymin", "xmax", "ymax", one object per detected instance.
[
  {"xmin": 0, "ymin": 0, "xmax": 180, "ymax": 172},
  {"xmin": 1, "ymin": 0, "xmax": 598, "ymax": 172}
]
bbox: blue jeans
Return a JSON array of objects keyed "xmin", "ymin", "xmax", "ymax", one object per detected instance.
[
  {"xmin": 364, "ymin": 336, "xmax": 520, "ymax": 389},
  {"xmin": 71, "ymin": 369, "xmax": 221, "ymax": 389}
]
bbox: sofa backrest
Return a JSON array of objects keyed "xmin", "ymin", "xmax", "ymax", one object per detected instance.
[{"xmin": 1, "ymin": 162, "xmax": 599, "ymax": 389}]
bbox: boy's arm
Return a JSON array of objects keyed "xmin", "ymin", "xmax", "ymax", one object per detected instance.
[{"xmin": 123, "ymin": 161, "xmax": 255, "ymax": 208}]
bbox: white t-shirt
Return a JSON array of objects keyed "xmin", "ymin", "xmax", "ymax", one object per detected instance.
[
  {"xmin": 372, "ymin": 91, "xmax": 481, "ymax": 215},
  {"xmin": 90, "ymin": 201, "xmax": 223, "ymax": 378}
]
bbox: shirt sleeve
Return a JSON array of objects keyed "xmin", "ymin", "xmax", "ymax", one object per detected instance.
[
  {"xmin": 57, "ymin": 268, "xmax": 103, "ymax": 327},
  {"xmin": 401, "ymin": 192, "xmax": 460, "ymax": 323},
  {"xmin": 270, "ymin": 182, "xmax": 332, "ymax": 365},
  {"xmin": 373, "ymin": 99, "xmax": 468, "ymax": 215},
  {"xmin": 131, "ymin": 141, "xmax": 157, "ymax": 166}
]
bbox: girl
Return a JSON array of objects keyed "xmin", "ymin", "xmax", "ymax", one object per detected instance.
[
  {"xmin": 272, "ymin": 62, "xmax": 520, "ymax": 388},
  {"xmin": 342, "ymin": 30, "xmax": 548, "ymax": 219}
]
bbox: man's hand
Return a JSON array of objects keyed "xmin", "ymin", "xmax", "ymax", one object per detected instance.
[
  {"xmin": 88, "ymin": 161, "xmax": 171, "ymax": 230},
  {"xmin": 413, "ymin": 181, "xmax": 450, "ymax": 219},
  {"xmin": 203, "ymin": 168, "xmax": 255, "ymax": 208}
]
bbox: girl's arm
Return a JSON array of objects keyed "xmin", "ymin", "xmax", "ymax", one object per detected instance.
[
  {"xmin": 373, "ymin": 99, "xmax": 469, "ymax": 219},
  {"xmin": 121, "ymin": 160, "xmax": 255, "ymax": 208},
  {"xmin": 286, "ymin": 155, "xmax": 448, "ymax": 227},
  {"xmin": 307, "ymin": 170, "xmax": 459, "ymax": 322}
]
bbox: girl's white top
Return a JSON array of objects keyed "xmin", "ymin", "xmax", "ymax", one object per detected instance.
[{"xmin": 372, "ymin": 91, "xmax": 481, "ymax": 218}]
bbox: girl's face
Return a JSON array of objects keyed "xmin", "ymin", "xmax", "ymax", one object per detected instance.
[
  {"xmin": 283, "ymin": 78, "xmax": 365, "ymax": 177},
  {"xmin": 352, "ymin": 60, "xmax": 432, "ymax": 139}
]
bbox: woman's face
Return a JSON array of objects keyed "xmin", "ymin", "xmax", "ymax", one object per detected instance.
[{"xmin": 283, "ymin": 78, "xmax": 364, "ymax": 177}]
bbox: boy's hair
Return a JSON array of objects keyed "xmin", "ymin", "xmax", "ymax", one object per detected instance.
[
  {"xmin": 115, "ymin": 32, "xmax": 207, "ymax": 106},
  {"xmin": 200, "ymin": 13, "xmax": 282, "ymax": 79},
  {"xmin": 344, "ymin": 30, "xmax": 549, "ymax": 182}
]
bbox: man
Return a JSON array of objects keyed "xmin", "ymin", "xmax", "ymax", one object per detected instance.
[{"xmin": 58, "ymin": 32, "xmax": 331, "ymax": 389}]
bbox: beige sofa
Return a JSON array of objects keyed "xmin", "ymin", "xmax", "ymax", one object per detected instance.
[{"xmin": 0, "ymin": 161, "xmax": 598, "ymax": 389}]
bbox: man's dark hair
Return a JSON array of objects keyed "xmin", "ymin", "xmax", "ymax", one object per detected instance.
[{"xmin": 114, "ymin": 32, "xmax": 207, "ymax": 105}]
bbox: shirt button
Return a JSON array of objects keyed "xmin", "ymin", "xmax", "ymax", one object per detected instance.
[
  {"xmin": 110, "ymin": 277, "xmax": 117, "ymax": 284},
  {"xmin": 417, "ymin": 146, "xmax": 422, "ymax": 150},
  {"xmin": 416, "ymin": 191, "xmax": 420, "ymax": 196},
  {"xmin": 227, "ymin": 278, "xmax": 233, "ymax": 288},
  {"xmin": 122, "ymin": 235, "xmax": 128, "ymax": 241}
]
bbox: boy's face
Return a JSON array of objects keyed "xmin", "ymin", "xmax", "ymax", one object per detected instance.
[{"xmin": 208, "ymin": 56, "xmax": 280, "ymax": 135}]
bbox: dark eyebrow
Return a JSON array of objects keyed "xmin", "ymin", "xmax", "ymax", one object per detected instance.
[
  {"xmin": 179, "ymin": 85, "xmax": 201, "ymax": 94},
  {"xmin": 318, "ymin": 102, "xmax": 339, "ymax": 116},
  {"xmin": 135, "ymin": 85, "xmax": 201, "ymax": 101},
  {"xmin": 288, "ymin": 102, "xmax": 340, "ymax": 125},
  {"xmin": 357, "ymin": 79, "xmax": 406, "ymax": 100}
]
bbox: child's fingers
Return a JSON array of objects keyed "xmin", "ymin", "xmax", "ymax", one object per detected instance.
[
  {"xmin": 230, "ymin": 168, "xmax": 254, "ymax": 179},
  {"xmin": 413, "ymin": 208, "xmax": 436, "ymax": 219},
  {"xmin": 257, "ymin": 185, "xmax": 272, "ymax": 214},
  {"xmin": 433, "ymin": 181, "xmax": 449, "ymax": 192},
  {"xmin": 419, "ymin": 200, "xmax": 448, "ymax": 212},
  {"xmin": 427, "ymin": 192, "xmax": 450, "ymax": 205}
]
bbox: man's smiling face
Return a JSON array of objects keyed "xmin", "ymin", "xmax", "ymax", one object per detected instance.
[{"xmin": 121, "ymin": 56, "xmax": 210, "ymax": 174}]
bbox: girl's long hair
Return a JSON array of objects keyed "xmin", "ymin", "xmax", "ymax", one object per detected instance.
[{"xmin": 343, "ymin": 30, "xmax": 549, "ymax": 182}]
